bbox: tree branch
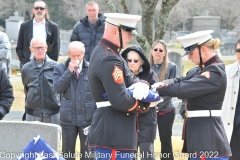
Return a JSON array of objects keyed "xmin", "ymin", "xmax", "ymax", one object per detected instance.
[
  {"xmin": 155, "ymin": 0, "xmax": 179, "ymax": 41},
  {"xmin": 120, "ymin": 0, "xmax": 129, "ymax": 14},
  {"xmin": 105, "ymin": 0, "xmax": 120, "ymax": 12}
]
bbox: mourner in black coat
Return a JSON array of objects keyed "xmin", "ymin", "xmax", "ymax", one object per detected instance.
[
  {"xmin": 122, "ymin": 45, "xmax": 159, "ymax": 160},
  {"xmin": 16, "ymin": 0, "xmax": 60, "ymax": 67}
]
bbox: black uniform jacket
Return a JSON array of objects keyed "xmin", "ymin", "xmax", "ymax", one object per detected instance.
[
  {"xmin": 16, "ymin": 19, "xmax": 60, "ymax": 65},
  {"xmin": 157, "ymin": 55, "xmax": 231, "ymax": 156},
  {"xmin": 88, "ymin": 38, "xmax": 150, "ymax": 150}
]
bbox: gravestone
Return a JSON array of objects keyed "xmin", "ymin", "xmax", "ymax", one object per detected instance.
[
  {"xmin": 0, "ymin": 121, "xmax": 61, "ymax": 159},
  {"xmin": 192, "ymin": 16, "xmax": 221, "ymax": 39},
  {"xmin": 60, "ymin": 30, "xmax": 72, "ymax": 55},
  {"xmin": 168, "ymin": 52, "xmax": 182, "ymax": 77},
  {"xmin": 5, "ymin": 11, "xmax": 24, "ymax": 41},
  {"xmin": 168, "ymin": 52, "xmax": 184, "ymax": 120}
]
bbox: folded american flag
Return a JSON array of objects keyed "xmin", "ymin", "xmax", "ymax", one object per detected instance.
[
  {"xmin": 103, "ymin": 88, "xmax": 161, "ymax": 102},
  {"xmin": 16, "ymin": 135, "xmax": 65, "ymax": 160}
]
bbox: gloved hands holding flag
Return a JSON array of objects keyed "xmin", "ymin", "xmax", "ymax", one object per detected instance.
[
  {"xmin": 128, "ymin": 82, "xmax": 149, "ymax": 100},
  {"xmin": 151, "ymin": 79, "xmax": 174, "ymax": 91},
  {"xmin": 103, "ymin": 81, "xmax": 163, "ymax": 106}
]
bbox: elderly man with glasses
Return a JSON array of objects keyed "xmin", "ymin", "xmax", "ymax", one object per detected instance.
[
  {"xmin": 21, "ymin": 37, "xmax": 60, "ymax": 124},
  {"xmin": 16, "ymin": 0, "xmax": 60, "ymax": 68}
]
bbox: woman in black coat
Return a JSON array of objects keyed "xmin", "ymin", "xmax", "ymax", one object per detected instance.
[{"xmin": 121, "ymin": 45, "xmax": 159, "ymax": 160}]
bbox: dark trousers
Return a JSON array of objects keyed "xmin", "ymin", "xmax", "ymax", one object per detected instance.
[
  {"xmin": 157, "ymin": 108, "xmax": 175, "ymax": 160},
  {"xmin": 229, "ymin": 124, "xmax": 240, "ymax": 160},
  {"xmin": 61, "ymin": 125, "xmax": 92, "ymax": 160},
  {"xmin": 138, "ymin": 141, "xmax": 154, "ymax": 160}
]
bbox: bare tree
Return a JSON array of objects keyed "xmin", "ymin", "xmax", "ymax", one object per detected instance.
[
  {"xmin": 210, "ymin": 0, "xmax": 240, "ymax": 31},
  {"xmin": 0, "ymin": 0, "xmax": 16, "ymax": 19},
  {"xmin": 105, "ymin": 0, "xmax": 179, "ymax": 52},
  {"xmin": 62, "ymin": 0, "xmax": 86, "ymax": 21},
  {"xmin": 155, "ymin": 0, "xmax": 179, "ymax": 41}
]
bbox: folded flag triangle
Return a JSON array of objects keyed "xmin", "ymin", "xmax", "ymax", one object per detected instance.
[
  {"xmin": 16, "ymin": 134, "xmax": 65, "ymax": 160},
  {"xmin": 103, "ymin": 88, "xmax": 161, "ymax": 102}
]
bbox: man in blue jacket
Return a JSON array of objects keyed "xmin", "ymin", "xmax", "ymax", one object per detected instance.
[
  {"xmin": 70, "ymin": 1, "xmax": 105, "ymax": 62},
  {"xmin": 53, "ymin": 41, "xmax": 96, "ymax": 160}
]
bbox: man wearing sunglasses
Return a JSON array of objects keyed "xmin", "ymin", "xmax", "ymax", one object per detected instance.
[
  {"xmin": 16, "ymin": 0, "xmax": 60, "ymax": 68},
  {"xmin": 221, "ymin": 39, "xmax": 240, "ymax": 160}
]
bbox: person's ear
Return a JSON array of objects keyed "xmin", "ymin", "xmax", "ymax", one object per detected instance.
[
  {"xmin": 201, "ymin": 46, "xmax": 207, "ymax": 55},
  {"xmin": 29, "ymin": 47, "xmax": 33, "ymax": 53}
]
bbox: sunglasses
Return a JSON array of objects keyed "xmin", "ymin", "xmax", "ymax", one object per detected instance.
[
  {"xmin": 34, "ymin": 7, "xmax": 45, "ymax": 10},
  {"xmin": 127, "ymin": 59, "xmax": 139, "ymax": 63},
  {"xmin": 153, "ymin": 48, "xmax": 164, "ymax": 52},
  {"xmin": 236, "ymin": 48, "xmax": 240, "ymax": 53}
]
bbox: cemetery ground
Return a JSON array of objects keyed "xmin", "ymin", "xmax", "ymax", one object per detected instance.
[{"xmin": 9, "ymin": 44, "xmax": 236, "ymax": 160}]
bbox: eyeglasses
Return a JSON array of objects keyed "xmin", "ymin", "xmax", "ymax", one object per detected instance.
[
  {"xmin": 31, "ymin": 46, "xmax": 46, "ymax": 51},
  {"xmin": 34, "ymin": 7, "xmax": 45, "ymax": 10},
  {"xmin": 127, "ymin": 59, "xmax": 139, "ymax": 63},
  {"xmin": 153, "ymin": 48, "xmax": 164, "ymax": 52},
  {"xmin": 236, "ymin": 49, "xmax": 240, "ymax": 53}
]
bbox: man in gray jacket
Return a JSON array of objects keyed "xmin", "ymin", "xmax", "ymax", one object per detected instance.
[
  {"xmin": 0, "ymin": 31, "xmax": 11, "ymax": 76},
  {"xmin": 53, "ymin": 41, "xmax": 96, "ymax": 160},
  {"xmin": 21, "ymin": 37, "xmax": 60, "ymax": 124}
]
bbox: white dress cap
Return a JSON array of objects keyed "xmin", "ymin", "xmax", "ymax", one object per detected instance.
[
  {"xmin": 177, "ymin": 30, "xmax": 214, "ymax": 48},
  {"xmin": 177, "ymin": 30, "xmax": 214, "ymax": 56},
  {"xmin": 104, "ymin": 13, "xmax": 141, "ymax": 29}
]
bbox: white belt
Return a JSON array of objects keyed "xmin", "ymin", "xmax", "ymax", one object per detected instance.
[
  {"xmin": 96, "ymin": 101, "xmax": 111, "ymax": 108},
  {"xmin": 186, "ymin": 110, "xmax": 222, "ymax": 118}
]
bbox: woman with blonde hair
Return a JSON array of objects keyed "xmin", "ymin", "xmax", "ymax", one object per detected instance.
[
  {"xmin": 149, "ymin": 39, "xmax": 177, "ymax": 160},
  {"xmin": 152, "ymin": 30, "xmax": 231, "ymax": 160}
]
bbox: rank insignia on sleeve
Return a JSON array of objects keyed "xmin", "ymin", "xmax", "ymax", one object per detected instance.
[
  {"xmin": 201, "ymin": 71, "xmax": 210, "ymax": 79},
  {"xmin": 112, "ymin": 65, "xmax": 124, "ymax": 84}
]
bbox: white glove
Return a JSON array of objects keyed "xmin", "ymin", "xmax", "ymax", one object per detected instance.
[
  {"xmin": 129, "ymin": 82, "xmax": 149, "ymax": 100},
  {"xmin": 83, "ymin": 126, "xmax": 90, "ymax": 135},
  {"xmin": 149, "ymin": 97, "xmax": 164, "ymax": 107},
  {"xmin": 151, "ymin": 82, "xmax": 165, "ymax": 91}
]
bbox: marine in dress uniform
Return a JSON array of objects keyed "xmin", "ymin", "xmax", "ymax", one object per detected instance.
[
  {"xmin": 152, "ymin": 30, "xmax": 231, "ymax": 160},
  {"xmin": 88, "ymin": 13, "xmax": 152, "ymax": 160}
]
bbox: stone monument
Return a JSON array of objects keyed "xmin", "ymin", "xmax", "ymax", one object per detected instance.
[
  {"xmin": 168, "ymin": 51, "xmax": 182, "ymax": 77},
  {"xmin": 192, "ymin": 10, "xmax": 221, "ymax": 39},
  {"xmin": 0, "ymin": 121, "xmax": 61, "ymax": 160},
  {"xmin": 5, "ymin": 11, "xmax": 24, "ymax": 41}
]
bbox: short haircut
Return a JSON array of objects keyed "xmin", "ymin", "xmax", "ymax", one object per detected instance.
[
  {"xmin": 85, "ymin": 1, "xmax": 99, "ymax": 9},
  {"xmin": 30, "ymin": 37, "xmax": 47, "ymax": 47}
]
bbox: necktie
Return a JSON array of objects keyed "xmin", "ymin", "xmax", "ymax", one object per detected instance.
[{"xmin": 75, "ymin": 68, "xmax": 79, "ymax": 79}]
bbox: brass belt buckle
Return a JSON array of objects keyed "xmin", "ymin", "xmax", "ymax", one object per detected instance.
[{"xmin": 185, "ymin": 110, "xmax": 188, "ymax": 118}]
